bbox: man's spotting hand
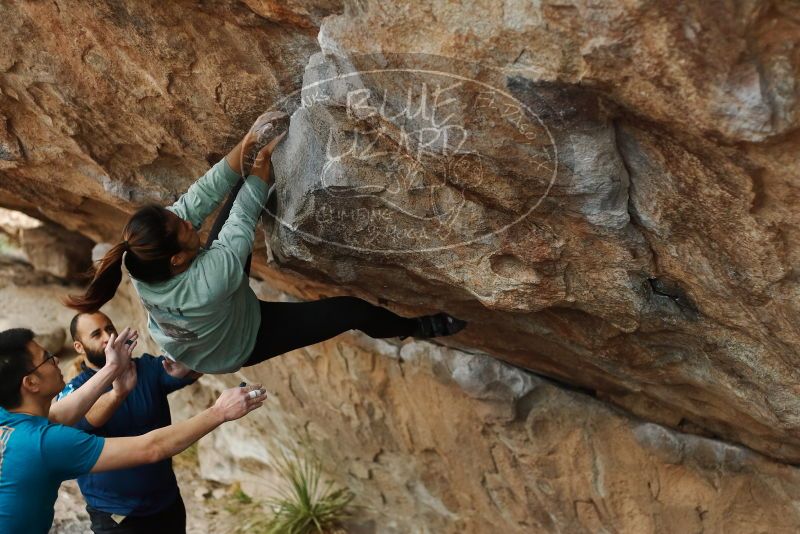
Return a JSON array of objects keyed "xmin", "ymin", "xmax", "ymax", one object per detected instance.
[
  {"xmin": 104, "ymin": 328, "xmax": 137, "ymax": 374},
  {"xmin": 212, "ymin": 384, "xmax": 268, "ymax": 422}
]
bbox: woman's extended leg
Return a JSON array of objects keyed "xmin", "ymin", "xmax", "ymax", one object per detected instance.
[{"xmin": 244, "ymin": 296, "xmax": 417, "ymax": 366}]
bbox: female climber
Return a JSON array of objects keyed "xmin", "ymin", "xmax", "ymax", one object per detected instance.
[{"xmin": 65, "ymin": 112, "xmax": 466, "ymax": 375}]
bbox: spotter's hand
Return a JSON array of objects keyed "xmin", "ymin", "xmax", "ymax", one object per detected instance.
[{"xmin": 104, "ymin": 328, "xmax": 137, "ymax": 372}]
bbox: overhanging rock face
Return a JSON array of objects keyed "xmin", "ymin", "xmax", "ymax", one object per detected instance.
[
  {"xmin": 267, "ymin": 10, "xmax": 800, "ymax": 463},
  {"xmin": 6, "ymin": 257, "xmax": 800, "ymax": 533},
  {"xmin": 1, "ymin": 0, "xmax": 799, "ymax": 469},
  {"xmin": 176, "ymin": 331, "xmax": 800, "ymax": 534}
]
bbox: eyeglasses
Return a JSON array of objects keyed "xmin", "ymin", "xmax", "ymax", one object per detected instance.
[{"xmin": 26, "ymin": 351, "xmax": 57, "ymax": 375}]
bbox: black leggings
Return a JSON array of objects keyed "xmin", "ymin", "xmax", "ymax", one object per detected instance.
[{"xmin": 206, "ymin": 180, "xmax": 416, "ymax": 368}]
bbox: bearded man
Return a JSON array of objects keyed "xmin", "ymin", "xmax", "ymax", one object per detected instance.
[{"xmin": 59, "ymin": 311, "xmax": 203, "ymax": 533}]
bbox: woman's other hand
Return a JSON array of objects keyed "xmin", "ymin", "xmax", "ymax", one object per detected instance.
[
  {"xmin": 227, "ymin": 111, "xmax": 289, "ymax": 176},
  {"xmin": 240, "ymin": 111, "xmax": 289, "ymax": 174},
  {"xmin": 250, "ymin": 131, "xmax": 287, "ymax": 182}
]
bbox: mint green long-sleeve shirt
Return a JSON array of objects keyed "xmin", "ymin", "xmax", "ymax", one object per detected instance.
[{"xmin": 130, "ymin": 158, "xmax": 268, "ymax": 373}]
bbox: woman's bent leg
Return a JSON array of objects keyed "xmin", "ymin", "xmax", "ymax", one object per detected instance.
[{"xmin": 244, "ymin": 297, "xmax": 416, "ymax": 367}]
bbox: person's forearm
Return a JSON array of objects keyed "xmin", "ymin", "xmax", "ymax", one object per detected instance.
[
  {"xmin": 224, "ymin": 138, "xmax": 248, "ymax": 176},
  {"xmin": 212, "ymin": 176, "xmax": 268, "ymax": 262},
  {"xmin": 49, "ymin": 363, "xmax": 120, "ymax": 425},
  {"xmin": 226, "ymin": 138, "xmax": 273, "ymax": 183},
  {"xmin": 84, "ymin": 389, "xmax": 126, "ymax": 428},
  {"xmin": 92, "ymin": 406, "xmax": 225, "ymax": 472},
  {"xmin": 251, "ymin": 164, "xmax": 272, "ymax": 184},
  {"xmin": 93, "ymin": 385, "xmax": 263, "ymax": 473},
  {"xmin": 146, "ymin": 406, "xmax": 224, "ymax": 463}
]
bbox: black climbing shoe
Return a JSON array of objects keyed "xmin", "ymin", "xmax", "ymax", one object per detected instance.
[{"xmin": 411, "ymin": 313, "xmax": 467, "ymax": 339}]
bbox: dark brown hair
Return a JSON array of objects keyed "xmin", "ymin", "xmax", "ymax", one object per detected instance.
[{"xmin": 64, "ymin": 205, "xmax": 182, "ymax": 313}]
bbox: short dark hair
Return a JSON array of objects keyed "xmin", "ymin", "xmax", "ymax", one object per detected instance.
[
  {"xmin": 69, "ymin": 313, "xmax": 87, "ymax": 343},
  {"xmin": 0, "ymin": 328, "xmax": 35, "ymax": 409}
]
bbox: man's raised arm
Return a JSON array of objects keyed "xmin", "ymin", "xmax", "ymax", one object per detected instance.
[
  {"xmin": 49, "ymin": 328, "xmax": 137, "ymax": 426},
  {"xmin": 91, "ymin": 384, "xmax": 266, "ymax": 472},
  {"xmin": 80, "ymin": 360, "xmax": 137, "ymax": 429}
]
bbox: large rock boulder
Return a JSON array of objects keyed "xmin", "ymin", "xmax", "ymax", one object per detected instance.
[
  {"xmin": 1, "ymin": 1, "xmax": 799, "ymax": 531},
  {"xmin": 265, "ymin": 4, "xmax": 800, "ymax": 463}
]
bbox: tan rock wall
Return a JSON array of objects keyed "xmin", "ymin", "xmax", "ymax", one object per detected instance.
[
  {"xmin": 174, "ymin": 324, "xmax": 800, "ymax": 533},
  {"xmin": 266, "ymin": 2, "xmax": 800, "ymax": 461},
  {"xmin": 0, "ymin": 1, "xmax": 799, "ymax": 531},
  {"xmin": 2, "ymin": 0, "xmax": 798, "ymax": 460},
  {"xmin": 3, "ymin": 250, "xmax": 799, "ymax": 533}
]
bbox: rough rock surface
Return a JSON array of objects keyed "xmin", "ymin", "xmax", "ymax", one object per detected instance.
[
  {"xmin": 267, "ymin": 2, "xmax": 800, "ymax": 462},
  {"xmin": 0, "ymin": 1, "xmax": 799, "ymax": 531},
  {"xmin": 20, "ymin": 222, "xmax": 94, "ymax": 280},
  {"xmin": 4, "ymin": 261, "xmax": 794, "ymax": 534},
  {"xmin": 173, "ymin": 313, "xmax": 800, "ymax": 534},
  {"xmin": 0, "ymin": 0, "xmax": 329, "ymax": 239}
]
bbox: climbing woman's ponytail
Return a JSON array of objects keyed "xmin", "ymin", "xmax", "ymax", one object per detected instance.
[
  {"xmin": 65, "ymin": 204, "xmax": 182, "ymax": 313},
  {"xmin": 64, "ymin": 241, "xmax": 127, "ymax": 313}
]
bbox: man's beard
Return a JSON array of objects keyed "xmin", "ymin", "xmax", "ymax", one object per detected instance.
[{"xmin": 84, "ymin": 347, "xmax": 106, "ymax": 368}]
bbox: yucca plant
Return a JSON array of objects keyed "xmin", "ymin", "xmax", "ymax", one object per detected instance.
[{"xmin": 263, "ymin": 449, "xmax": 355, "ymax": 534}]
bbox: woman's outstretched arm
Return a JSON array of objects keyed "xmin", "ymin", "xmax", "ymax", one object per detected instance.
[
  {"xmin": 223, "ymin": 135, "xmax": 253, "ymax": 176},
  {"xmin": 200, "ymin": 133, "xmax": 287, "ymax": 296},
  {"xmin": 168, "ymin": 153, "xmax": 243, "ymax": 229},
  {"xmin": 226, "ymin": 111, "xmax": 288, "ymax": 176},
  {"xmin": 169, "ymin": 111, "xmax": 284, "ymax": 228}
]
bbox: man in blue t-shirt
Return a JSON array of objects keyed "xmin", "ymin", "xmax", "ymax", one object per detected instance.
[
  {"xmin": 59, "ymin": 311, "xmax": 203, "ymax": 533},
  {"xmin": 0, "ymin": 327, "xmax": 267, "ymax": 534}
]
